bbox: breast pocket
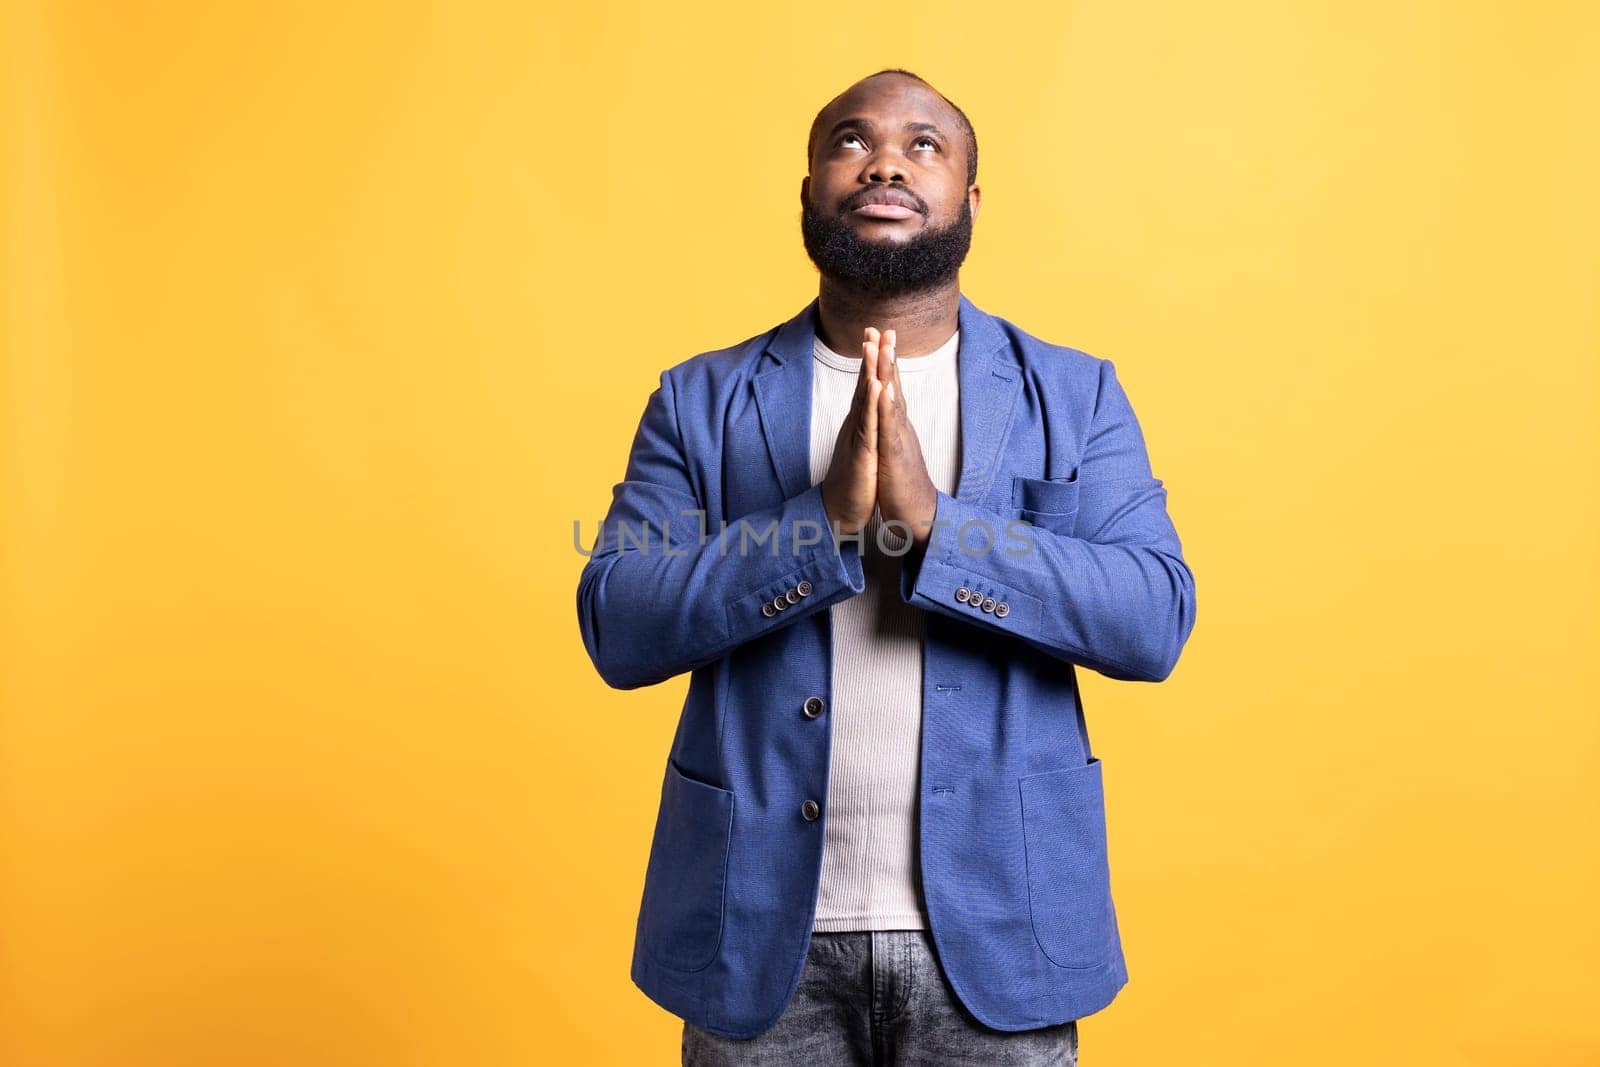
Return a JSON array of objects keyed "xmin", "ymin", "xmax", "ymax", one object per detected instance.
[
  {"xmin": 638, "ymin": 759, "xmax": 734, "ymax": 972},
  {"xmin": 1012, "ymin": 471, "xmax": 1081, "ymax": 537}
]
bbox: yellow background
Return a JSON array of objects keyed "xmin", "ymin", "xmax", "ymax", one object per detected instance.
[{"xmin": 3, "ymin": 1, "xmax": 1596, "ymax": 1064}]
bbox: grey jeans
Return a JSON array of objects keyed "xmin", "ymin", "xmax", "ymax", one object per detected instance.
[{"xmin": 682, "ymin": 928, "xmax": 1079, "ymax": 1065}]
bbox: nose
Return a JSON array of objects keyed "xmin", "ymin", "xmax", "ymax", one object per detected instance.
[{"xmin": 864, "ymin": 146, "xmax": 910, "ymax": 184}]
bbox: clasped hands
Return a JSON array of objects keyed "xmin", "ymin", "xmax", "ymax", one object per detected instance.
[{"xmin": 819, "ymin": 327, "xmax": 939, "ymax": 552}]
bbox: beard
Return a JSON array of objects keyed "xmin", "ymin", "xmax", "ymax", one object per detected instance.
[{"xmin": 800, "ymin": 195, "xmax": 973, "ymax": 299}]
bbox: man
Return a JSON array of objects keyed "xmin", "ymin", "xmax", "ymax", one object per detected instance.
[{"xmin": 576, "ymin": 68, "xmax": 1197, "ymax": 1064}]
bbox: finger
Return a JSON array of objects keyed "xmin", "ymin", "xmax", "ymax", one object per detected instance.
[
  {"xmin": 889, "ymin": 345, "xmax": 906, "ymax": 413},
  {"xmin": 861, "ymin": 326, "xmax": 880, "ymax": 384},
  {"xmin": 850, "ymin": 328, "xmax": 876, "ymax": 410},
  {"xmin": 879, "ymin": 328, "xmax": 896, "ymax": 384},
  {"xmin": 878, "ymin": 378, "xmax": 897, "ymax": 453},
  {"xmin": 862, "ymin": 377, "xmax": 881, "ymax": 452},
  {"xmin": 845, "ymin": 330, "xmax": 880, "ymax": 434}
]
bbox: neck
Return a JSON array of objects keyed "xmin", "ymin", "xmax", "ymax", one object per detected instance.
[{"xmin": 815, "ymin": 276, "xmax": 961, "ymax": 359}]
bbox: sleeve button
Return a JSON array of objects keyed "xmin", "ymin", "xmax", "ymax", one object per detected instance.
[
  {"xmin": 773, "ymin": 595, "xmax": 789, "ymax": 612},
  {"xmin": 955, "ymin": 587, "xmax": 971, "ymax": 603},
  {"xmin": 761, "ymin": 601, "xmax": 777, "ymax": 617},
  {"xmin": 981, "ymin": 596, "xmax": 996, "ymax": 613},
  {"xmin": 797, "ymin": 580, "xmax": 813, "ymax": 597},
  {"xmin": 994, "ymin": 601, "xmax": 1010, "ymax": 618},
  {"xmin": 785, "ymin": 588, "xmax": 800, "ymax": 604}
]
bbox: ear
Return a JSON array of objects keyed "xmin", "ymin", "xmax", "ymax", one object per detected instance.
[
  {"xmin": 800, "ymin": 175, "xmax": 810, "ymax": 207},
  {"xmin": 969, "ymin": 183, "xmax": 981, "ymax": 220}
]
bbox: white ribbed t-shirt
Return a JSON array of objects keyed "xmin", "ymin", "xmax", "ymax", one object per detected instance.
[{"xmin": 807, "ymin": 327, "xmax": 962, "ymax": 931}]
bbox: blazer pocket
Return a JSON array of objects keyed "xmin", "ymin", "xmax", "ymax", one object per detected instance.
[
  {"xmin": 1012, "ymin": 472, "xmax": 1081, "ymax": 536},
  {"xmin": 1018, "ymin": 757, "xmax": 1116, "ymax": 969},
  {"xmin": 639, "ymin": 759, "xmax": 734, "ymax": 972}
]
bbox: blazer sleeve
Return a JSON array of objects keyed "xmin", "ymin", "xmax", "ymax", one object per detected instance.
[
  {"xmin": 897, "ymin": 358, "xmax": 1197, "ymax": 682},
  {"xmin": 577, "ymin": 369, "xmax": 867, "ymax": 690}
]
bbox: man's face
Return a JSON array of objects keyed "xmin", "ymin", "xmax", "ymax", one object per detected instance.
[{"xmin": 800, "ymin": 76, "xmax": 980, "ymax": 298}]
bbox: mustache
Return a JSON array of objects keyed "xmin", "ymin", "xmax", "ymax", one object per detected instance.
[{"xmin": 839, "ymin": 190, "xmax": 928, "ymax": 215}]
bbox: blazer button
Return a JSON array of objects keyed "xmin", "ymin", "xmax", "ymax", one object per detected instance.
[
  {"xmin": 796, "ymin": 580, "xmax": 813, "ymax": 597},
  {"xmin": 773, "ymin": 595, "xmax": 789, "ymax": 612},
  {"xmin": 762, "ymin": 601, "xmax": 777, "ymax": 617},
  {"xmin": 955, "ymin": 587, "xmax": 971, "ymax": 603},
  {"xmin": 981, "ymin": 596, "xmax": 996, "ymax": 613},
  {"xmin": 785, "ymin": 587, "xmax": 800, "ymax": 604},
  {"xmin": 994, "ymin": 601, "xmax": 1010, "ymax": 618},
  {"xmin": 801, "ymin": 799, "xmax": 821, "ymax": 821},
  {"xmin": 802, "ymin": 696, "xmax": 825, "ymax": 719}
]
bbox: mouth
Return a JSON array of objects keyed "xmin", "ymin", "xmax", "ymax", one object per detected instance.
[{"xmin": 851, "ymin": 203, "xmax": 920, "ymax": 221}]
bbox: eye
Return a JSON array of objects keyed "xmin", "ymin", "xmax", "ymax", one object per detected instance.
[
  {"xmin": 839, "ymin": 132, "xmax": 866, "ymax": 149},
  {"xmin": 913, "ymin": 136, "xmax": 939, "ymax": 151}
]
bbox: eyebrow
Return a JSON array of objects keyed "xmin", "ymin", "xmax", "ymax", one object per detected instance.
[{"xmin": 825, "ymin": 117, "xmax": 945, "ymax": 141}]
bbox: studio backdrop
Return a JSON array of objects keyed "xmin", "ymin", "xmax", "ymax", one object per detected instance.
[{"xmin": 2, "ymin": 2, "xmax": 1596, "ymax": 1064}]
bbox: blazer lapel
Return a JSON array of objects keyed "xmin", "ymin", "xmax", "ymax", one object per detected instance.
[
  {"xmin": 752, "ymin": 292, "xmax": 1022, "ymax": 506},
  {"xmin": 952, "ymin": 291, "xmax": 1023, "ymax": 505},
  {"xmin": 752, "ymin": 298, "xmax": 820, "ymax": 502}
]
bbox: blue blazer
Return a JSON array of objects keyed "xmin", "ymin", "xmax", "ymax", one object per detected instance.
[{"xmin": 576, "ymin": 292, "xmax": 1197, "ymax": 1038}]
